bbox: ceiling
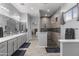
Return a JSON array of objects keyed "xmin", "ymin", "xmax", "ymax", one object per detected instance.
[{"xmin": 12, "ymin": 3, "xmax": 64, "ymax": 17}]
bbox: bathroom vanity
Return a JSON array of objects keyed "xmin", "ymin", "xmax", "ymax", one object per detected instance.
[
  {"xmin": 0, "ymin": 33, "xmax": 27, "ymax": 56},
  {"xmin": 60, "ymin": 20, "xmax": 79, "ymax": 56},
  {"xmin": 59, "ymin": 40, "xmax": 79, "ymax": 56}
]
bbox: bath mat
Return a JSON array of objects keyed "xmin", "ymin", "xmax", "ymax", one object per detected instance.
[
  {"xmin": 46, "ymin": 47, "xmax": 60, "ymax": 53},
  {"xmin": 20, "ymin": 43, "xmax": 31, "ymax": 48},
  {"xmin": 12, "ymin": 50, "xmax": 26, "ymax": 56}
]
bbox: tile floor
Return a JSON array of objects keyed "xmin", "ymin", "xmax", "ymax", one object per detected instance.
[{"xmin": 18, "ymin": 35, "xmax": 60, "ymax": 56}]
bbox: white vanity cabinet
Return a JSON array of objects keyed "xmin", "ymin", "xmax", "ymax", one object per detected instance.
[
  {"xmin": 7, "ymin": 39, "xmax": 14, "ymax": 56},
  {"xmin": 24, "ymin": 35, "xmax": 27, "ymax": 42},
  {"xmin": 21, "ymin": 35, "xmax": 24, "ymax": 45},
  {"xmin": 22, "ymin": 35, "xmax": 27, "ymax": 44},
  {"xmin": 13, "ymin": 38, "xmax": 18, "ymax": 52},
  {"xmin": 0, "ymin": 42, "xmax": 7, "ymax": 56},
  {"xmin": 59, "ymin": 40, "xmax": 79, "ymax": 56},
  {"xmin": 22, "ymin": 35, "xmax": 25, "ymax": 43},
  {"xmin": 17, "ymin": 36, "xmax": 22, "ymax": 48},
  {"xmin": 0, "ymin": 33, "xmax": 27, "ymax": 56},
  {"xmin": 21, "ymin": 36, "xmax": 23, "ymax": 46},
  {"xmin": 37, "ymin": 32, "xmax": 47, "ymax": 47}
]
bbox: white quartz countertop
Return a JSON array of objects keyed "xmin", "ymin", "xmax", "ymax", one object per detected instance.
[
  {"xmin": 59, "ymin": 39, "xmax": 79, "ymax": 42},
  {"xmin": 0, "ymin": 33, "xmax": 26, "ymax": 43}
]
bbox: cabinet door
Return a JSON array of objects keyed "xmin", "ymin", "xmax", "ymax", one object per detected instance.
[
  {"xmin": 24, "ymin": 35, "xmax": 27, "ymax": 42},
  {"xmin": 23, "ymin": 35, "xmax": 26, "ymax": 43},
  {"xmin": 38, "ymin": 33, "xmax": 47, "ymax": 47},
  {"xmin": 0, "ymin": 42, "xmax": 7, "ymax": 56},
  {"xmin": 21, "ymin": 35, "xmax": 24, "ymax": 45},
  {"xmin": 23, "ymin": 35, "xmax": 25, "ymax": 43},
  {"xmin": 14, "ymin": 38, "xmax": 18, "ymax": 52},
  {"xmin": 17, "ymin": 37, "xmax": 20, "ymax": 48},
  {"xmin": 7, "ymin": 39, "xmax": 14, "ymax": 56},
  {"xmin": 18, "ymin": 36, "xmax": 22, "ymax": 48},
  {"xmin": 20, "ymin": 36, "xmax": 23, "ymax": 46}
]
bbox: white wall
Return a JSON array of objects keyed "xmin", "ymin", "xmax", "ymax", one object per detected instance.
[
  {"xmin": 26, "ymin": 10, "xmax": 40, "ymax": 40},
  {"xmin": 30, "ymin": 16, "xmax": 38, "ymax": 30},
  {"xmin": 27, "ymin": 14, "xmax": 32, "ymax": 41},
  {"xmin": 61, "ymin": 20, "xmax": 79, "ymax": 39},
  {"xmin": 60, "ymin": 3, "xmax": 77, "ymax": 12},
  {"xmin": 31, "ymin": 10, "xmax": 40, "ymax": 32}
]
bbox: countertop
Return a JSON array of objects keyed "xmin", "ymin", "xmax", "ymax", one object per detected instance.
[
  {"xmin": 59, "ymin": 39, "xmax": 79, "ymax": 42},
  {"xmin": 0, "ymin": 33, "xmax": 27, "ymax": 43}
]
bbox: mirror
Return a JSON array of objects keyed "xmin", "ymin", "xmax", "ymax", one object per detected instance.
[{"xmin": 0, "ymin": 14, "xmax": 27, "ymax": 37}]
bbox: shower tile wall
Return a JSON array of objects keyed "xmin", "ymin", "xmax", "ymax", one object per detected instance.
[{"xmin": 40, "ymin": 16, "xmax": 61, "ymax": 48}]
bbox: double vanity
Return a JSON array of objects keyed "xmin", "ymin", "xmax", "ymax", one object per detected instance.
[{"xmin": 0, "ymin": 33, "xmax": 27, "ymax": 56}]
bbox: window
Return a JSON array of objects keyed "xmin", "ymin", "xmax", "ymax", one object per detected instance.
[
  {"xmin": 64, "ymin": 5, "xmax": 78, "ymax": 22},
  {"xmin": 73, "ymin": 6, "xmax": 78, "ymax": 19},
  {"xmin": 64, "ymin": 10, "xmax": 72, "ymax": 22}
]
